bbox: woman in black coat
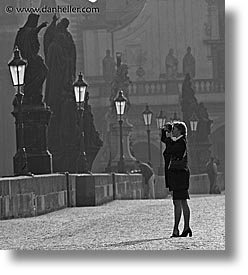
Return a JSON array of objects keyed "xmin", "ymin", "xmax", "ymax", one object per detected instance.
[{"xmin": 161, "ymin": 121, "xmax": 192, "ymax": 238}]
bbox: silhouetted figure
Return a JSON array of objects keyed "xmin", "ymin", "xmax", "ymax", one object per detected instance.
[
  {"xmin": 43, "ymin": 16, "xmax": 80, "ymax": 172},
  {"xmin": 181, "ymin": 74, "xmax": 212, "ymax": 141},
  {"xmin": 44, "ymin": 16, "xmax": 76, "ymax": 112},
  {"xmin": 135, "ymin": 160, "xmax": 155, "ymax": 199},
  {"xmin": 14, "ymin": 13, "xmax": 48, "ymax": 105},
  {"xmin": 206, "ymin": 157, "xmax": 220, "ymax": 194},
  {"xmin": 183, "ymin": 46, "xmax": 196, "ymax": 78},
  {"xmin": 165, "ymin": 48, "xmax": 178, "ymax": 79},
  {"xmin": 110, "ymin": 63, "xmax": 131, "ymax": 113},
  {"xmin": 82, "ymin": 93, "xmax": 103, "ymax": 170},
  {"xmin": 102, "ymin": 49, "xmax": 115, "ymax": 82},
  {"xmin": 162, "ymin": 121, "xmax": 192, "ymax": 238}
]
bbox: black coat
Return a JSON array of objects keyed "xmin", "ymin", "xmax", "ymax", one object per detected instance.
[{"xmin": 161, "ymin": 135, "xmax": 190, "ymax": 191}]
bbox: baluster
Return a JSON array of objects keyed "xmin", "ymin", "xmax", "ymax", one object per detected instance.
[
  {"xmin": 194, "ymin": 80, "xmax": 199, "ymax": 93},
  {"xmin": 200, "ymin": 81, "xmax": 205, "ymax": 93},
  {"xmin": 178, "ymin": 82, "xmax": 182, "ymax": 94},
  {"xmin": 206, "ymin": 80, "xmax": 210, "ymax": 92},
  {"xmin": 162, "ymin": 82, "xmax": 166, "ymax": 94},
  {"xmin": 151, "ymin": 83, "xmax": 155, "ymax": 94}
]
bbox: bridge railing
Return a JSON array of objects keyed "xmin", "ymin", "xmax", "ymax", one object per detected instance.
[{"xmin": 88, "ymin": 78, "xmax": 224, "ymax": 98}]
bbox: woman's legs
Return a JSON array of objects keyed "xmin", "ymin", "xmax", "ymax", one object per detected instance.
[
  {"xmin": 181, "ymin": 199, "xmax": 190, "ymax": 230},
  {"xmin": 173, "ymin": 200, "xmax": 182, "ymax": 233}
]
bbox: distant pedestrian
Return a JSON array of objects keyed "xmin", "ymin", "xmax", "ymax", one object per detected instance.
[
  {"xmin": 206, "ymin": 157, "xmax": 219, "ymax": 194},
  {"xmin": 135, "ymin": 160, "xmax": 155, "ymax": 199},
  {"xmin": 162, "ymin": 121, "xmax": 192, "ymax": 238}
]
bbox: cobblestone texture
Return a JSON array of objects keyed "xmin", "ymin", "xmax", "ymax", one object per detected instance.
[{"xmin": 0, "ymin": 195, "xmax": 225, "ymax": 250}]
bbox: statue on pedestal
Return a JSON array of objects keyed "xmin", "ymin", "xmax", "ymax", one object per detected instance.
[
  {"xmin": 110, "ymin": 63, "xmax": 131, "ymax": 114},
  {"xmin": 82, "ymin": 92, "xmax": 103, "ymax": 170},
  {"xmin": 43, "ymin": 15, "xmax": 101, "ymax": 172},
  {"xmin": 181, "ymin": 73, "xmax": 212, "ymax": 142},
  {"xmin": 14, "ymin": 13, "xmax": 48, "ymax": 105},
  {"xmin": 183, "ymin": 46, "xmax": 196, "ymax": 78},
  {"xmin": 102, "ymin": 49, "xmax": 115, "ymax": 83},
  {"xmin": 165, "ymin": 48, "xmax": 178, "ymax": 79}
]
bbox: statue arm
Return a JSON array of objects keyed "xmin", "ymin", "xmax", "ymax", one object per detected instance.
[{"xmin": 36, "ymin": 22, "xmax": 48, "ymax": 34}]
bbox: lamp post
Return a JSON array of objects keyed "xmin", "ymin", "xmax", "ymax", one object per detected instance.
[
  {"xmin": 73, "ymin": 72, "xmax": 88, "ymax": 114},
  {"xmin": 156, "ymin": 110, "xmax": 166, "ymax": 175},
  {"xmin": 142, "ymin": 104, "xmax": 153, "ymax": 164},
  {"xmin": 114, "ymin": 90, "xmax": 127, "ymax": 173},
  {"xmin": 116, "ymin": 51, "xmax": 122, "ymax": 69},
  {"xmin": 73, "ymin": 72, "xmax": 89, "ymax": 173},
  {"xmin": 190, "ymin": 112, "xmax": 198, "ymax": 136},
  {"xmin": 189, "ymin": 112, "xmax": 199, "ymax": 173},
  {"xmin": 8, "ymin": 46, "xmax": 29, "ymax": 175}
]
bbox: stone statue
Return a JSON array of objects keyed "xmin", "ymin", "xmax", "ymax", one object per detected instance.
[
  {"xmin": 165, "ymin": 48, "xmax": 178, "ymax": 79},
  {"xmin": 183, "ymin": 46, "xmax": 196, "ymax": 78},
  {"xmin": 82, "ymin": 92, "xmax": 103, "ymax": 170},
  {"xmin": 102, "ymin": 49, "xmax": 115, "ymax": 82},
  {"xmin": 43, "ymin": 15, "xmax": 79, "ymax": 171},
  {"xmin": 14, "ymin": 13, "xmax": 48, "ymax": 105},
  {"xmin": 110, "ymin": 63, "xmax": 131, "ymax": 114},
  {"xmin": 196, "ymin": 103, "xmax": 212, "ymax": 142},
  {"xmin": 44, "ymin": 15, "xmax": 76, "ymax": 112},
  {"xmin": 181, "ymin": 74, "xmax": 212, "ymax": 142}
]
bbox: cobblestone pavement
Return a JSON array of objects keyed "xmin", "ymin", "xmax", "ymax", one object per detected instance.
[{"xmin": 0, "ymin": 195, "xmax": 225, "ymax": 250}]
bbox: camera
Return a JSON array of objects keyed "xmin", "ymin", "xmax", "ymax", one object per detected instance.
[{"xmin": 162, "ymin": 123, "xmax": 172, "ymax": 133}]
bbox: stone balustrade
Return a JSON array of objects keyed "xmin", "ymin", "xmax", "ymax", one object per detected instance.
[{"xmin": 88, "ymin": 78, "xmax": 224, "ymax": 99}]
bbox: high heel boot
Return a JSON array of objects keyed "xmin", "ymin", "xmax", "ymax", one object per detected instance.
[
  {"xmin": 180, "ymin": 228, "xmax": 192, "ymax": 237},
  {"xmin": 170, "ymin": 230, "xmax": 180, "ymax": 238}
]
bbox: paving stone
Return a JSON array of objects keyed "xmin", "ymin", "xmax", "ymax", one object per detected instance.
[{"xmin": 0, "ymin": 195, "xmax": 225, "ymax": 250}]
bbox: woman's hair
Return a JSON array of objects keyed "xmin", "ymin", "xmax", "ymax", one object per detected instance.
[{"xmin": 173, "ymin": 121, "xmax": 187, "ymax": 138}]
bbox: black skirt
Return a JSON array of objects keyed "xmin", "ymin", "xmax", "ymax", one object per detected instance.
[
  {"xmin": 172, "ymin": 189, "xmax": 190, "ymax": 200},
  {"xmin": 168, "ymin": 169, "xmax": 190, "ymax": 191}
]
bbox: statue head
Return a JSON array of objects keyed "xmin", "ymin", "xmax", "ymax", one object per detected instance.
[
  {"xmin": 187, "ymin": 46, "xmax": 192, "ymax": 53},
  {"xmin": 106, "ymin": 49, "xmax": 111, "ymax": 56},
  {"xmin": 24, "ymin": 13, "xmax": 40, "ymax": 28},
  {"xmin": 57, "ymin": 18, "xmax": 70, "ymax": 30},
  {"xmin": 169, "ymin": 48, "xmax": 174, "ymax": 55}
]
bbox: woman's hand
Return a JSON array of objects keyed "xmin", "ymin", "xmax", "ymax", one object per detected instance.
[{"xmin": 166, "ymin": 131, "xmax": 172, "ymax": 138}]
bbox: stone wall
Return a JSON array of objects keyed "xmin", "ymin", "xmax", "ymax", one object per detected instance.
[
  {"xmin": 0, "ymin": 172, "xmax": 224, "ymax": 220},
  {"xmin": 0, "ymin": 174, "xmax": 76, "ymax": 220},
  {"xmin": 75, "ymin": 173, "xmax": 143, "ymax": 207}
]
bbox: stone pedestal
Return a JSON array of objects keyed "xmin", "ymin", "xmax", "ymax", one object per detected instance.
[
  {"xmin": 188, "ymin": 141, "xmax": 211, "ymax": 174},
  {"xmin": 12, "ymin": 105, "xmax": 52, "ymax": 175}
]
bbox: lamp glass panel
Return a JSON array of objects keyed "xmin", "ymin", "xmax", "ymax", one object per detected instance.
[
  {"xmin": 190, "ymin": 121, "xmax": 193, "ymax": 131},
  {"xmin": 9, "ymin": 66, "xmax": 18, "ymax": 86},
  {"xmin": 115, "ymin": 101, "xmax": 120, "ymax": 115},
  {"xmin": 74, "ymin": 86, "xmax": 86, "ymax": 104},
  {"xmin": 156, "ymin": 117, "xmax": 164, "ymax": 128},
  {"xmin": 115, "ymin": 101, "xmax": 126, "ymax": 115},
  {"xmin": 147, "ymin": 113, "xmax": 152, "ymax": 125},
  {"xmin": 120, "ymin": 101, "xmax": 126, "ymax": 115},
  {"xmin": 143, "ymin": 114, "xmax": 148, "ymax": 125},
  {"xmin": 18, "ymin": 65, "xmax": 26, "ymax": 85},
  {"xmin": 9, "ymin": 65, "xmax": 25, "ymax": 86}
]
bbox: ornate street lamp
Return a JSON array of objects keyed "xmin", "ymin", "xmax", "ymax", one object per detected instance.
[
  {"xmin": 114, "ymin": 90, "xmax": 127, "ymax": 173},
  {"xmin": 142, "ymin": 104, "xmax": 153, "ymax": 164},
  {"xmin": 8, "ymin": 46, "xmax": 29, "ymax": 175},
  {"xmin": 73, "ymin": 72, "xmax": 88, "ymax": 114},
  {"xmin": 116, "ymin": 51, "xmax": 122, "ymax": 69},
  {"xmin": 73, "ymin": 72, "xmax": 89, "ymax": 173},
  {"xmin": 156, "ymin": 110, "xmax": 166, "ymax": 175},
  {"xmin": 190, "ymin": 112, "xmax": 199, "ymax": 133}
]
